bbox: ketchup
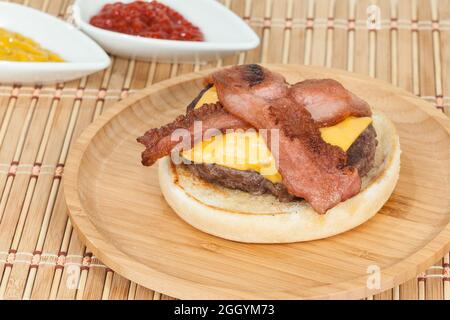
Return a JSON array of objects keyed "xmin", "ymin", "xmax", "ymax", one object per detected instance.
[{"xmin": 90, "ymin": 1, "xmax": 204, "ymax": 41}]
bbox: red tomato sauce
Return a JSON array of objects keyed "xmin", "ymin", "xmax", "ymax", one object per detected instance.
[{"xmin": 90, "ymin": 1, "xmax": 204, "ymax": 41}]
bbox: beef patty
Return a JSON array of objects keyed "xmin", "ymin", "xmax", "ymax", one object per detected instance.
[
  {"xmin": 182, "ymin": 87, "xmax": 378, "ymax": 202},
  {"xmin": 183, "ymin": 125, "xmax": 377, "ymax": 202}
]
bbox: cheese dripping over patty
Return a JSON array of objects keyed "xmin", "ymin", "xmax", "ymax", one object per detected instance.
[{"xmin": 182, "ymin": 86, "xmax": 372, "ymax": 183}]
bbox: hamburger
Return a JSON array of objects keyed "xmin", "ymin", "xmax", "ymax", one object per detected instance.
[{"xmin": 137, "ymin": 64, "xmax": 400, "ymax": 243}]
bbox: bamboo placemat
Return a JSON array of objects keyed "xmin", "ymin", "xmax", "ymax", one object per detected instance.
[{"xmin": 0, "ymin": 0, "xmax": 448, "ymax": 300}]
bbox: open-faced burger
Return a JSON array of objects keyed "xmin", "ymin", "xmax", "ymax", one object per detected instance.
[{"xmin": 137, "ymin": 64, "xmax": 400, "ymax": 243}]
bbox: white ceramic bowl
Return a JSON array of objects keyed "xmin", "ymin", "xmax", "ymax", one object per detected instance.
[
  {"xmin": 0, "ymin": 2, "xmax": 110, "ymax": 84},
  {"xmin": 73, "ymin": 0, "xmax": 260, "ymax": 62}
]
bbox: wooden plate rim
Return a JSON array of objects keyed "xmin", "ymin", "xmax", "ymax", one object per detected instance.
[{"xmin": 64, "ymin": 64, "xmax": 450, "ymax": 299}]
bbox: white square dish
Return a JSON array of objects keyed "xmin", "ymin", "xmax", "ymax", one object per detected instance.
[
  {"xmin": 72, "ymin": 0, "xmax": 260, "ymax": 63},
  {"xmin": 0, "ymin": 2, "xmax": 110, "ymax": 84}
]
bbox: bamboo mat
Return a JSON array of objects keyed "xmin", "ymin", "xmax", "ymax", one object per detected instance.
[{"xmin": 0, "ymin": 0, "xmax": 449, "ymax": 300}]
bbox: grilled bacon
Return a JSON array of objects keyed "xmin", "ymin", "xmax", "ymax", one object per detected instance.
[
  {"xmin": 290, "ymin": 79, "xmax": 371, "ymax": 127},
  {"xmin": 138, "ymin": 64, "xmax": 370, "ymax": 213},
  {"xmin": 137, "ymin": 103, "xmax": 250, "ymax": 166},
  {"xmin": 210, "ymin": 65, "xmax": 361, "ymax": 213}
]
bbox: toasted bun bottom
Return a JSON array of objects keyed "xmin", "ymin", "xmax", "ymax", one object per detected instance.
[{"xmin": 158, "ymin": 112, "xmax": 401, "ymax": 243}]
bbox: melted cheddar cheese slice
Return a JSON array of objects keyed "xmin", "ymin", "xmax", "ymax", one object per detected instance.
[
  {"xmin": 181, "ymin": 86, "xmax": 372, "ymax": 183},
  {"xmin": 319, "ymin": 116, "xmax": 372, "ymax": 151},
  {"xmin": 196, "ymin": 85, "xmax": 219, "ymax": 107},
  {"xmin": 182, "ymin": 130, "xmax": 282, "ymax": 183}
]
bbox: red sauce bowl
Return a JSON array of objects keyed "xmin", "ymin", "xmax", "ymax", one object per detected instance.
[
  {"xmin": 89, "ymin": 1, "xmax": 205, "ymax": 42},
  {"xmin": 73, "ymin": 0, "xmax": 260, "ymax": 62}
]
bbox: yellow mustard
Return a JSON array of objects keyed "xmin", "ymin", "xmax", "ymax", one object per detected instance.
[{"xmin": 0, "ymin": 28, "xmax": 64, "ymax": 62}]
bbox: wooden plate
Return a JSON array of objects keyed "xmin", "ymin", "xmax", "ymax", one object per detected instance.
[{"xmin": 64, "ymin": 65, "xmax": 450, "ymax": 299}]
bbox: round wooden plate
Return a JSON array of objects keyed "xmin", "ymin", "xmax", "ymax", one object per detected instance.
[{"xmin": 64, "ymin": 65, "xmax": 450, "ymax": 299}]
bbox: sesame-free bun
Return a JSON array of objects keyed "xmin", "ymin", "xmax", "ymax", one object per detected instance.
[{"xmin": 158, "ymin": 112, "xmax": 400, "ymax": 243}]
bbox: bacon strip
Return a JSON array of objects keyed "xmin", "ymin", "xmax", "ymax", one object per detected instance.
[
  {"xmin": 210, "ymin": 64, "xmax": 361, "ymax": 213},
  {"xmin": 290, "ymin": 79, "xmax": 371, "ymax": 127},
  {"xmin": 206, "ymin": 66, "xmax": 371, "ymax": 127},
  {"xmin": 138, "ymin": 64, "xmax": 367, "ymax": 212},
  {"xmin": 137, "ymin": 103, "xmax": 250, "ymax": 166}
]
